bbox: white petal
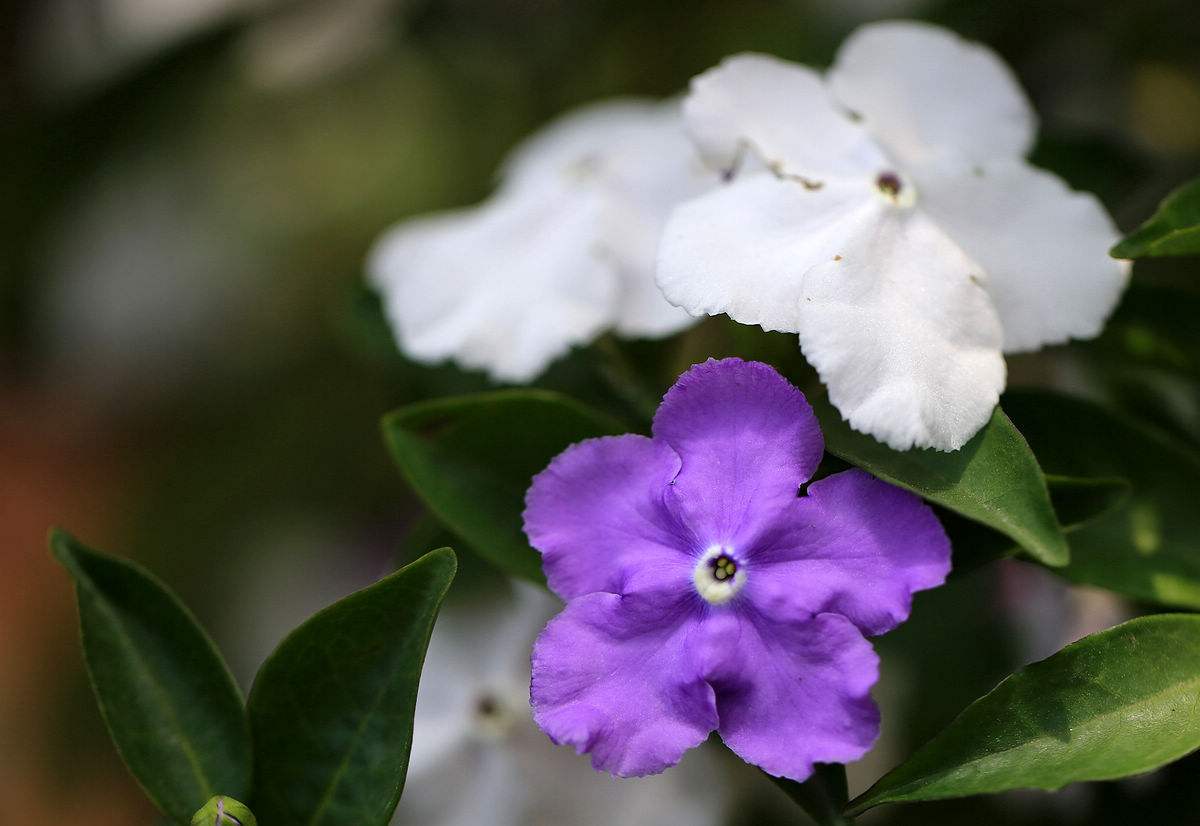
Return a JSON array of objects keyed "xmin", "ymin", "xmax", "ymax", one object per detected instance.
[
  {"xmin": 797, "ymin": 206, "xmax": 1006, "ymax": 451},
  {"xmin": 368, "ymin": 187, "xmax": 619, "ymax": 382},
  {"xmin": 369, "ymin": 99, "xmax": 707, "ymax": 380},
  {"xmin": 503, "ymin": 99, "xmax": 712, "ymax": 339},
  {"xmin": 657, "ymin": 173, "xmax": 876, "ymax": 333},
  {"xmin": 914, "ymin": 157, "xmax": 1130, "ymax": 352},
  {"xmin": 828, "ymin": 21, "xmax": 1035, "ymax": 167},
  {"xmin": 683, "ymin": 53, "xmax": 887, "ymax": 179}
]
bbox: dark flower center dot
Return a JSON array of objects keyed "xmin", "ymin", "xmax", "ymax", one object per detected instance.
[
  {"xmin": 876, "ymin": 171, "xmax": 903, "ymax": 197},
  {"xmin": 709, "ymin": 554, "xmax": 738, "ymax": 581},
  {"xmin": 475, "ymin": 694, "xmax": 500, "ymax": 718}
]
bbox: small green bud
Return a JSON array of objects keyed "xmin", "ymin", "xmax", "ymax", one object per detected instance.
[{"xmin": 190, "ymin": 795, "xmax": 258, "ymax": 826}]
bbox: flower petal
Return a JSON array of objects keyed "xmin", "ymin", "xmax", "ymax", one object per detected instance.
[
  {"xmin": 368, "ymin": 187, "xmax": 618, "ymax": 382},
  {"xmin": 914, "ymin": 157, "xmax": 1130, "ymax": 352},
  {"xmin": 828, "ymin": 21, "xmax": 1035, "ymax": 167},
  {"xmin": 524, "ymin": 435, "xmax": 692, "ymax": 601},
  {"xmin": 505, "ymin": 98, "xmax": 709, "ymax": 340},
  {"xmin": 657, "ymin": 174, "xmax": 875, "ymax": 333},
  {"xmin": 652, "ymin": 358, "xmax": 824, "ymax": 548},
  {"xmin": 746, "ymin": 469, "xmax": 952, "ymax": 636},
  {"xmin": 796, "ymin": 205, "xmax": 1006, "ymax": 451},
  {"xmin": 705, "ymin": 611, "xmax": 880, "ymax": 781},
  {"xmin": 683, "ymin": 53, "xmax": 886, "ymax": 179},
  {"xmin": 531, "ymin": 592, "xmax": 717, "ymax": 777}
]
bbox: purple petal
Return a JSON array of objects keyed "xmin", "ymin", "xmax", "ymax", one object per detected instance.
[
  {"xmin": 524, "ymin": 434, "xmax": 693, "ymax": 600},
  {"xmin": 652, "ymin": 358, "xmax": 824, "ymax": 549},
  {"xmin": 706, "ymin": 611, "xmax": 880, "ymax": 781},
  {"xmin": 746, "ymin": 469, "xmax": 952, "ymax": 636},
  {"xmin": 531, "ymin": 591, "xmax": 718, "ymax": 777}
]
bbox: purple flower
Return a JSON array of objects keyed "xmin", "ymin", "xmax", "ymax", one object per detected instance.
[{"xmin": 523, "ymin": 358, "xmax": 951, "ymax": 781}]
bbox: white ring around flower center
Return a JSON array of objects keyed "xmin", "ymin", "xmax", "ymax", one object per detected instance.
[
  {"xmin": 693, "ymin": 546, "xmax": 747, "ymax": 605},
  {"xmin": 873, "ymin": 169, "xmax": 917, "ymax": 208}
]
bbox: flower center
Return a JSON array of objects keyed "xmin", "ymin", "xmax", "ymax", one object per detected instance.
[
  {"xmin": 874, "ymin": 170, "xmax": 917, "ymax": 208},
  {"xmin": 471, "ymin": 690, "xmax": 518, "ymax": 740},
  {"xmin": 693, "ymin": 545, "xmax": 747, "ymax": 605}
]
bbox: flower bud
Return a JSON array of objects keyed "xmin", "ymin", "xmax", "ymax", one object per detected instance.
[{"xmin": 190, "ymin": 795, "xmax": 258, "ymax": 826}]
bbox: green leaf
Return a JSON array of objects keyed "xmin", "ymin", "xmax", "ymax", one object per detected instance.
[
  {"xmin": 1005, "ymin": 391, "xmax": 1200, "ymax": 609},
  {"xmin": 947, "ymin": 475, "xmax": 1130, "ymax": 575},
  {"xmin": 849, "ymin": 614, "xmax": 1200, "ymax": 813},
  {"xmin": 769, "ymin": 764, "xmax": 850, "ymax": 826},
  {"xmin": 50, "ymin": 530, "xmax": 251, "ymax": 823},
  {"xmin": 247, "ymin": 548, "xmax": 456, "ymax": 826},
  {"xmin": 382, "ymin": 391, "xmax": 623, "ymax": 583},
  {"xmin": 1111, "ymin": 177, "xmax": 1200, "ymax": 258},
  {"xmin": 811, "ymin": 397, "xmax": 1069, "ymax": 567}
]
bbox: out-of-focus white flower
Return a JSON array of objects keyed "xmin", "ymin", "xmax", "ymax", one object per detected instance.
[
  {"xmin": 368, "ymin": 100, "xmax": 711, "ymax": 383},
  {"xmin": 657, "ymin": 21, "xmax": 1129, "ymax": 451},
  {"xmin": 392, "ymin": 582, "xmax": 727, "ymax": 826}
]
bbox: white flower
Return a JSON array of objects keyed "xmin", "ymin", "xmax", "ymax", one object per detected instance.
[
  {"xmin": 368, "ymin": 99, "xmax": 711, "ymax": 383},
  {"xmin": 392, "ymin": 582, "xmax": 726, "ymax": 826},
  {"xmin": 657, "ymin": 21, "xmax": 1129, "ymax": 451}
]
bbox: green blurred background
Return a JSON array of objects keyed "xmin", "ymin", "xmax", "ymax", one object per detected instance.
[{"xmin": 3, "ymin": 0, "xmax": 1199, "ymax": 823}]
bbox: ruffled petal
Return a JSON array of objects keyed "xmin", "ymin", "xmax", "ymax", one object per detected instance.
[
  {"xmin": 745, "ymin": 469, "xmax": 951, "ymax": 636},
  {"xmin": 524, "ymin": 435, "xmax": 693, "ymax": 601},
  {"xmin": 505, "ymin": 98, "xmax": 710, "ymax": 340},
  {"xmin": 367, "ymin": 187, "xmax": 618, "ymax": 382},
  {"xmin": 795, "ymin": 204, "xmax": 1006, "ymax": 451},
  {"xmin": 531, "ymin": 592, "xmax": 717, "ymax": 777},
  {"xmin": 651, "ymin": 358, "xmax": 824, "ymax": 549},
  {"xmin": 914, "ymin": 157, "xmax": 1130, "ymax": 352},
  {"xmin": 657, "ymin": 174, "xmax": 875, "ymax": 333},
  {"xmin": 828, "ymin": 21, "xmax": 1035, "ymax": 167},
  {"xmin": 683, "ymin": 53, "xmax": 886, "ymax": 179},
  {"xmin": 703, "ymin": 611, "xmax": 880, "ymax": 781}
]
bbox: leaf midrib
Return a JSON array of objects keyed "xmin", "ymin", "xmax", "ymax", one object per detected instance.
[{"xmin": 82, "ymin": 586, "xmax": 216, "ymax": 807}]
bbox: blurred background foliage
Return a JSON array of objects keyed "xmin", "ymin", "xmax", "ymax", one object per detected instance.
[{"xmin": 2, "ymin": 0, "xmax": 1199, "ymax": 823}]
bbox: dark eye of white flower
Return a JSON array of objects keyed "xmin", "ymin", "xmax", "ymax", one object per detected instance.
[
  {"xmin": 876, "ymin": 171, "xmax": 903, "ymax": 197},
  {"xmin": 873, "ymin": 170, "xmax": 917, "ymax": 207},
  {"xmin": 475, "ymin": 694, "xmax": 501, "ymax": 719}
]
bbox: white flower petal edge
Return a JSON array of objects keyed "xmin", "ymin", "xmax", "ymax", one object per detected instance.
[
  {"xmin": 368, "ymin": 189, "xmax": 616, "ymax": 383},
  {"xmin": 913, "ymin": 157, "xmax": 1131, "ymax": 352},
  {"xmin": 658, "ymin": 175, "xmax": 871, "ymax": 334},
  {"xmin": 683, "ymin": 53, "xmax": 887, "ymax": 179},
  {"xmin": 797, "ymin": 207, "xmax": 1006, "ymax": 452},
  {"xmin": 368, "ymin": 99, "xmax": 710, "ymax": 383},
  {"xmin": 659, "ymin": 20, "xmax": 1126, "ymax": 451},
  {"xmin": 828, "ymin": 20, "xmax": 1035, "ymax": 166}
]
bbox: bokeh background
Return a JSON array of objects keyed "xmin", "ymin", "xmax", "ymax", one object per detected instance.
[{"xmin": 3, "ymin": 0, "xmax": 1200, "ymax": 823}]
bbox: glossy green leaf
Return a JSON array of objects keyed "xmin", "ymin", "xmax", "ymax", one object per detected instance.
[
  {"xmin": 769, "ymin": 764, "xmax": 850, "ymax": 826},
  {"xmin": 382, "ymin": 391, "xmax": 622, "ymax": 583},
  {"xmin": 248, "ymin": 548, "xmax": 456, "ymax": 826},
  {"xmin": 811, "ymin": 397, "xmax": 1069, "ymax": 567},
  {"xmin": 849, "ymin": 614, "xmax": 1200, "ymax": 813},
  {"xmin": 1111, "ymin": 177, "xmax": 1200, "ymax": 258},
  {"xmin": 51, "ymin": 529, "xmax": 251, "ymax": 823},
  {"xmin": 947, "ymin": 475, "xmax": 1130, "ymax": 575},
  {"xmin": 1005, "ymin": 391, "xmax": 1200, "ymax": 609}
]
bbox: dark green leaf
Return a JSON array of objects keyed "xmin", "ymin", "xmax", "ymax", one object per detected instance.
[
  {"xmin": 811, "ymin": 397, "xmax": 1069, "ymax": 567},
  {"xmin": 382, "ymin": 391, "xmax": 623, "ymax": 583},
  {"xmin": 248, "ymin": 548, "xmax": 456, "ymax": 826},
  {"xmin": 769, "ymin": 764, "xmax": 850, "ymax": 826},
  {"xmin": 1111, "ymin": 177, "xmax": 1200, "ymax": 258},
  {"xmin": 947, "ymin": 475, "xmax": 1130, "ymax": 575},
  {"xmin": 1005, "ymin": 391, "xmax": 1200, "ymax": 609},
  {"xmin": 50, "ymin": 530, "xmax": 251, "ymax": 823},
  {"xmin": 849, "ymin": 614, "xmax": 1200, "ymax": 813}
]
